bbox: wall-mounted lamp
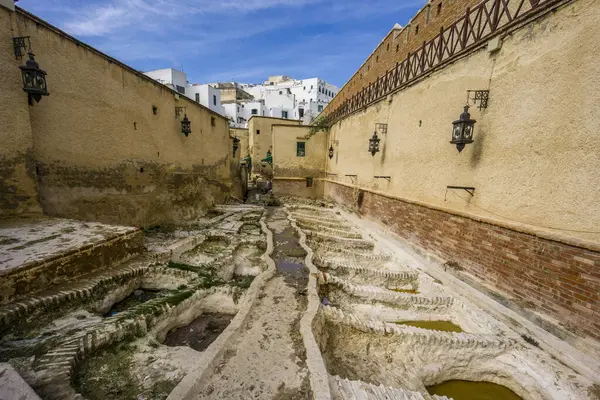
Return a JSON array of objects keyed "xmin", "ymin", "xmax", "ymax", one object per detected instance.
[
  {"xmin": 175, "ymin": 107, "xmax": 191, "ymax": 136},
  {"xmin": 368, "ymin": 131, "xmax": 380, "ymax": 156},
  {"xmin": 450, "ymin": 105, "xmax": 476, "ymax": 153},
  {"xmin": 232, "ymin": 136, "xmax": 240, "ymax": 156},
  {"xmin": 328, "ymin": 145, "xmax": 334, "ymax": 159},
  {"xmin": 19, "ymin": 52, "xmax": 49, "ymax": 106}
]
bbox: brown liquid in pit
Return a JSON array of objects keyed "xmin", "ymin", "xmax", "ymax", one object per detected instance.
[
  {"xmin": 394, "ymin": 320, "xmax": 463, "ymax": 333},
  {"xmin": 427, "ymin": 380, "xmax": 523, "ymax": 400}
]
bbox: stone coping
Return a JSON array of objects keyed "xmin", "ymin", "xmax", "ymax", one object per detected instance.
[
  {"xmin": 324, "ymin": 179, "xmax": 600, "ymax": 252},
  {"xmin": 0, "ymin": 218, "xmax": 140, "ymax": 275}
]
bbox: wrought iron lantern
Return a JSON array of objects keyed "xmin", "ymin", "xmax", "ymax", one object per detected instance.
[
  {"xmin": 368, "ymin": 131, "xmax": 380, "ymax": 156},
  {"xmin": 181, "ymin": 114, "xmax": 191, "ymax": 137},
  {"xmin": 232, "ymin": 136, "xmax": 240, "ymax": 156},
  {"xmin": 19, "ymin": 51, "xmax": 49, "ymax": 105},
  {"xmin": 328, "ymin": 145, "xmax": 334, "ymax": 159},
  {"xmin": 450, "ymin": 105, "xmax": 476, "ymax": 152}
]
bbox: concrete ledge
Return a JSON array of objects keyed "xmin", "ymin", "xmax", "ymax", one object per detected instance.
[
  {"xmin": 0, "ymin": 363, "xmax": 41, "ymax": 400},
  {"xmin": 0, "ymin": 225, "xmax": 144, "ymax": 305}
]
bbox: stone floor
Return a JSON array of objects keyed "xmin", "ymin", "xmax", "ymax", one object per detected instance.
[{"xmin": 1, "ymin": 198, "xmax": 599, "ymax": 400}]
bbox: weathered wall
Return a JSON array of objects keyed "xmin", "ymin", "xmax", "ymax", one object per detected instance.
[
  {"xmin": 324, "ymin": 0, "xmax": 600, "ymax": 342},
  {"xmin": 272, "ymin": 124, "xmax": 327, "ymax": 198},
  {"xmin": 3, "ymin": 8, "xmax": 235, "ymax": 227},
  {"xmin": 0, "ymin": 8, "xmax": 41, "ymax": 217},
  {"xmin": 248, "ymin": 116, "xmax": 301, "ymax": 176}
]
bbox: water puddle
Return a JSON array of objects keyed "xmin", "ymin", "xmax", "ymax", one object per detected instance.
[
  {"xmin": 164, "ymin": 313, "xmax": 234, "ymax": 351},
  {"xmin": 427, "ymin": 380, "xmax": 522, "ymax": 400},
  {"xmin": 395, "ymin": 320, "xmax": 463, "ymax": 332}
]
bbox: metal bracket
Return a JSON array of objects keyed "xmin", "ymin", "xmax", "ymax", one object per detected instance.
[
  {"xmin": 445, "ymin": 186, "xmax": 476, "ymax": 200},
  {"xmin": 175, "ymin": 106, "xmax": 186, "ymax": 117},
  {"xmin": 374, "ymin": 176, "xmax": 391, "ymax": 182},
  {"xmin": 467, "ymin": 90, "xmax": 489, "ymax": 110},
  {"xmin": 326, "ymin": 173, "xmax": 338, "ymax": 176},
  {"xmin": 13, "ymin": 36, "xmax": 31, "ymax": 60},
  {"xmin": 345, "ymin": 174, "xmax": 357, "ymax": 183},
  {"xmin": 375, "ymin": 123, "xmax": 388, "ymax": 135}
]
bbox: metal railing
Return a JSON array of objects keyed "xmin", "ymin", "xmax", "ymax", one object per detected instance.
[{"xmin": 327, "ymin": 0, "xmax": 569, "ymax": 123}]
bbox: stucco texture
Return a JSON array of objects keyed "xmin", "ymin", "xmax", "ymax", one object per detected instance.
[
  {"xmin": 0, "ymin": 9, "xmax": 41, "ymax": 217},
  {"xmin": 326, "ymin": 0, "xmax": 600, "ymax": 243},
  {"xmin": 4, "ymin": 9, "xmax": 235, "ymax": 227},
  {"xmin": 248, "ymin": 117, "xmax": 301, "ymax": 176},
  {"xmin": 272, "ymin": 124, "xmax": 327, "ymax": 198}
]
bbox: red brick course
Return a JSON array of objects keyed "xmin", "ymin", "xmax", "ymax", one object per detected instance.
[{"xmin": 325, "ymin": 181, "xmax": 600, "ymax": 341}]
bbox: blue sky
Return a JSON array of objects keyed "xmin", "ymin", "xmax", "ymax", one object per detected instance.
[{"xmin": 17, "ymin": 0, "xmax": 424, "ymax": 88}]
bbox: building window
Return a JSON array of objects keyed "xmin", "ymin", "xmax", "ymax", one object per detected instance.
[
  {"xmin": 318, "ymin": 105, "xmax": 323, "ymax": 112},
  {"xmin": 306, "ymin": 177, "xmax": 313, "ymax": 187},
  {"xmin": 279, "ymin": 90, "xmax": 282, "ymax": 95},
  {"xmin": 256, "ymin": 129, "xmax": 260, "ymax": 135},
  {"xmin": 176, "ymin": 85, "xmax": 185, "ymax": 94},
  {"xmin": 437, "ymin": 2, "xmax": 442, "ymax": 15},
  {"xmin": 282, "ymin": 111, "xmax": 288, "ymax": 119},
  {"xmin": 211, "ymin": 117, "xmax": 216, "ymax": 127},
  {"xmin": 396, "ymin": 44, "xmax": 400, "ymax": 52},
  {"xmin": 195, "ymin": 93, "xmax": 200, "ymax": 102},
  {"xmin": 415, "ymin": 25, "xmax": 419, "ymax": 35},
  {"xmin": 386, "ymin": 43, "xmax": 390, "ymax": 51},
  {"xmin": 299, "ymin": 108, "xmax": 304, "ymax": 118},
  {"xmin": 152, "ymin": 106, "xmax": 158, "ymax": 115},
  {"xmin": 376, "ymin": 55, "xmax": 379, "ymax": 63},
  {"xmin": 213, "ymin": 95, "xmax": 217, "ymax": 105},
  {"xmin": 251, "ymin": 109, "xmax": 258, "ymax": 115},
  {"xmin": 296, "ymin": 142, "xmax": 306, "ymax": 157},
  {"xmin": 303, "ymin": 86, "xmax": 306, "ymax": 90}
]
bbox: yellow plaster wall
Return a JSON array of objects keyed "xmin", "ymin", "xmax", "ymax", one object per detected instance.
[
  {"xmin": 0, "ymin": 8, "xmax": 41, "ymax": 217},
  {"xmin": 4, "ymin": 8, "xmax": 234, "ymax": 227},
  {"xmin": 248, "ymin": 116, "xmax": 301, "ymax": 176},
  {"xmin": 272, "ymin": 124, "xmax": 326, "ymax": 198},
  {"xmin": 326, "ymin": 0, "xmax": 600, "ymax": 243},
  {"xmin": 230, "ymin": 128, "xmax": 250, "ymax": 158}
]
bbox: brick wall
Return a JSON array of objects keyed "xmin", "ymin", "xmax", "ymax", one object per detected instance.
[
  {"xmin": 325, "ymin": 181, "xmax": 600, "ymax": 341},
  {"xmin": 327, "ymin": 0, "xmax": 481, "ymax": 112}
]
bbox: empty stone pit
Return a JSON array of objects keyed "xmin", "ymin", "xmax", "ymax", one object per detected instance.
[
  {"xmin": 164, "ymin": 312, "xmax": 234, "ymax": 351},
  {"xmin": 233, "ymin": 243, "xmax": 266, "ymax": 277},
  {"xmin": 239, "ymin": 223, "xmax": 261, "ymax": 235}
]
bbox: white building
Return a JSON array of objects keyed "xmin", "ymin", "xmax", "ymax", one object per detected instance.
[
  {"xmin": 143, "ymin": 68, "xmax": 225, "ymax": 116},
  {"xmin": 223, "ymin": 100, "xmax": 268, "ymax": 128},
  {"xmin": 241, "ymin": 76, "xmax": 338, "ymax": 124}
]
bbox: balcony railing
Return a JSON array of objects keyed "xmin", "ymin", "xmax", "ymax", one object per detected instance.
[{"xmin": 327, "ymin": 0, "xmax": 569, "ymax": 123}]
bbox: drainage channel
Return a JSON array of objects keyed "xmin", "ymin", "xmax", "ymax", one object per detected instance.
[{"xmin": 193, "ymin": 206, "xmax": 311, "ymax": 399}]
